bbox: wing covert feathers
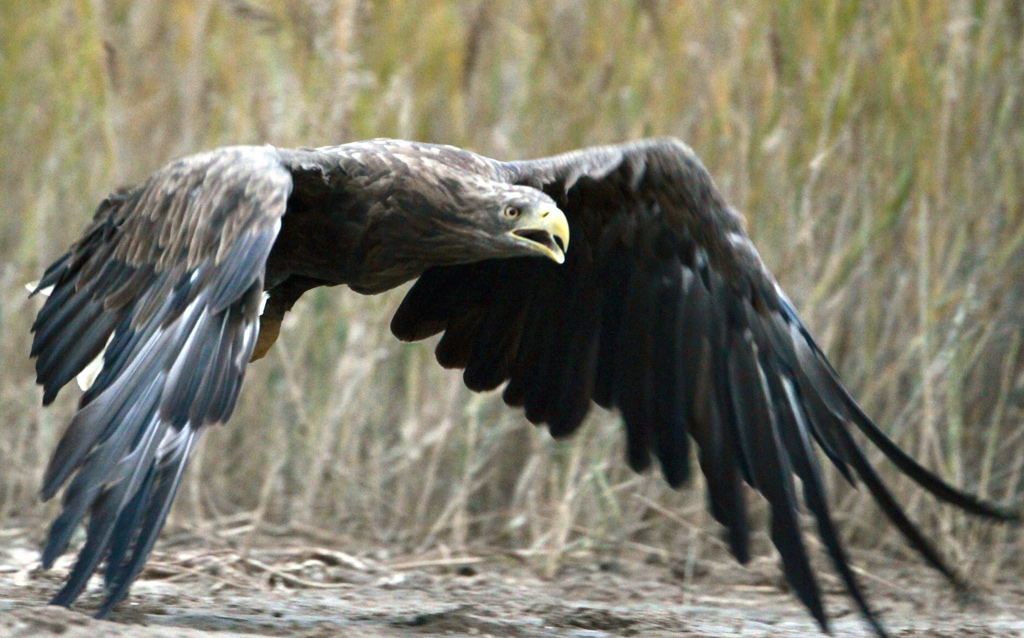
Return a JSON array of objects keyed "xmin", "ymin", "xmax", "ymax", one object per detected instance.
[
  {"xmin": 392, "ymin": 138, "xmax": 1020, "ymax": 637},
  {"xmin": 32, "ymin": 146, "xmax": 289, "ymax": 616}
]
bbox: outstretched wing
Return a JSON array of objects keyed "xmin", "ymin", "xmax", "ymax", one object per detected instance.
[
  {"xmin": 31, "ymin": 146, "xmax": 292, "ymax": 615},
  {"xmin": 390, "ymin": 139, "xmax": 1020, "ymax": 635}
]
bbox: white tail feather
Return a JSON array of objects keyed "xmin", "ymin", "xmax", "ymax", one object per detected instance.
[{"xmin": 25, "ymin": 280, "xmax": 54, "ymax": 297}]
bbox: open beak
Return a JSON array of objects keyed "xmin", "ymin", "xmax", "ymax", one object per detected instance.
[{"xmin": 509, "ymin": 204, "xmax": 570, "ymax": 264}]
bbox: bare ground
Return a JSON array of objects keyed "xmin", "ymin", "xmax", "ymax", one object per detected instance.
[{"xmin": 2, "ymin": 529, "xmax": 1023, "ymax": 638}]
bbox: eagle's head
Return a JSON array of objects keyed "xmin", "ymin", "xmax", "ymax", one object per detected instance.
[
  {"xmin": 376, "ymin": 170, "xmax": 570, "ymax": 274},
  {"xmin": 465, "ymin": 182, "xmax": 569, "ymax": 264}
]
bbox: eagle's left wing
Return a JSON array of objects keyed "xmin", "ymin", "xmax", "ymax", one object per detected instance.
[{"xmin": 391, "ymin": 139, "xmax": 1019, "ymax": 636}]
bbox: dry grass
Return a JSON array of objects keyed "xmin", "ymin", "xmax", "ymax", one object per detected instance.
[{"xmin": 1, "ymin": 0, "xmax": 1022, "ymax": 585}]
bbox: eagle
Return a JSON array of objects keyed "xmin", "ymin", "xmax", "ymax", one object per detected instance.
[{"xmin": 29, "ymin": 138, "xmax": 1018, "ymax": 636}]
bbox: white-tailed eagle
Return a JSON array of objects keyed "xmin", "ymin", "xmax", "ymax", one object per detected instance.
[{"xmin": 29, "ymin": 139, "xmax": 1019, "ymax": 635}]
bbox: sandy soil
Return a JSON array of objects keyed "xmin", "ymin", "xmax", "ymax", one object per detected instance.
[{"xmin": 2, "ymin": 530, "xmax": 1023, "ymax": 638}]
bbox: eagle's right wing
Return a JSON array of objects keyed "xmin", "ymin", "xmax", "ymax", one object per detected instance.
[{"xmin": 32, "ymin": 146, "xmax": 292, "ymax": 615}]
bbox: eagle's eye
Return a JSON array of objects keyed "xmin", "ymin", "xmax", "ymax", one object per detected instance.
[{"xmin": 504, "ymin": 206, "xmax": 520, "ymax": 219}]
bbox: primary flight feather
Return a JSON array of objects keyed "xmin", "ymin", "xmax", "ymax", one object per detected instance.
[{"xmin": 30, "ymin": 138, "xmax": 1019, "ymax": 635}]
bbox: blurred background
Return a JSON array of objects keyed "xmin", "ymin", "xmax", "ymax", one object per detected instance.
[{"xmin": 1, "ymin": 0, "xmax": 1022, "ymax": 582}]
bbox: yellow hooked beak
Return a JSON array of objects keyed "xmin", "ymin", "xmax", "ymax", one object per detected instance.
[{"xmin": 508, "ymin": 204, "xmax": 570, "ymax": 264}]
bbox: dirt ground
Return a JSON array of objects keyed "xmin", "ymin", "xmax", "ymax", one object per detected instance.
[{"xmin": 2, "ymin": 528, "xmax": 1023, "ymax": 638}]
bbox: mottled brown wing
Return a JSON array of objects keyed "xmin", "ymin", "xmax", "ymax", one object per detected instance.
[
  {"xmin": 390, "ymin": 139, "xmax": 1019, "ymax": 636},
  {"xmin": 30, "ymin": 146, "xmax": 292, "ymax": 615}
]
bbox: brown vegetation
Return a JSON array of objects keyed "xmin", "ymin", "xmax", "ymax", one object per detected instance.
[{"xmin": 1, "ymin": 0, "xmax": 1022, "ymax": 594}]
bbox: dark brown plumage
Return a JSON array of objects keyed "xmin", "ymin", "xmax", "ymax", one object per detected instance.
[{"xmin": 30, "ymin": 138, "xmax": 1019, "ymax": 635}]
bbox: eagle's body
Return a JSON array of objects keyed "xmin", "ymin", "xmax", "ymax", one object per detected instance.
[
  {"xmin": 30, "ymin": 138, "xmax": 1019, "ymax": 637},
  {"xmin": 268, "ymin": 140, "xmax": 537, "ymax": 294}
]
